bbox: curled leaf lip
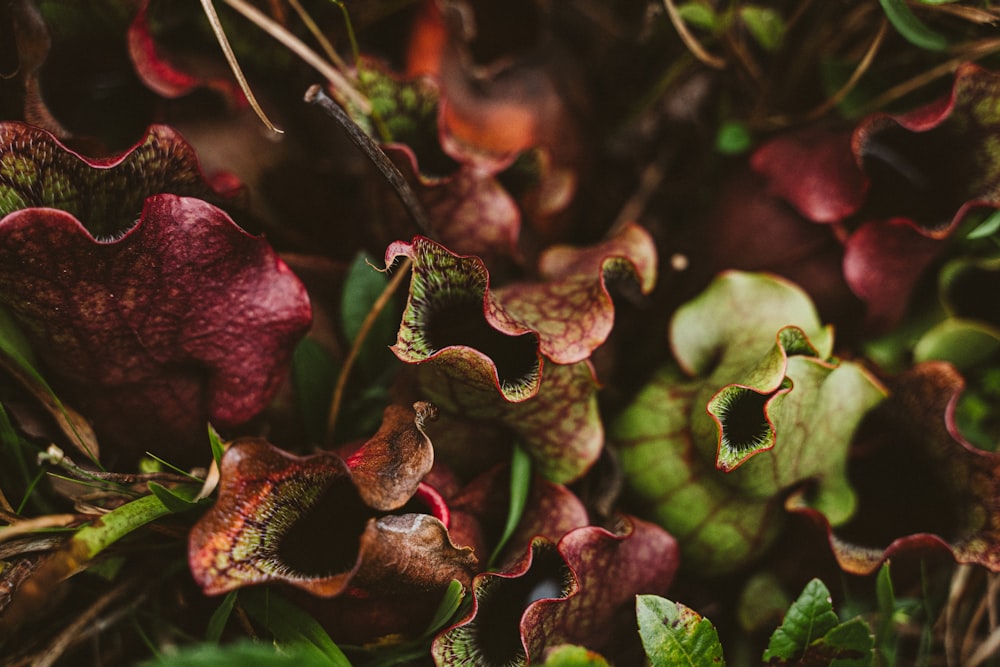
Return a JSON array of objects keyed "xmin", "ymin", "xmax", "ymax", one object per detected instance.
[
  {"xmin": 708, "ymin": 383, "xmax": 788, "ymax": 472},
  {"xmin": 385, "ymin": 237, "xmax": 545, "ymax": 403}
]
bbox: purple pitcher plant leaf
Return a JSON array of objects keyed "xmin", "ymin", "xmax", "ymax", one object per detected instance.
[
  {"xmin": 0, "ymin": 124, "xmax": 307, "ymax": 463},
  {"xmin": 742, "ymin": 65, "xmax": 1000, "ymax": 330},
  {"xmin": 404, "ymin": 0, "xmax": 584, "ymax": 221},
  {"xmin": 386, "ymin": 236, "xmax": 616, "ymax": 482},
  {"xmin": 386, "ymin": 145, "xmax": 521, "ymax": 261},
  {"xmin": 492, "ymin": 223, "xmax": 657, "ymax": 365},
  {"xmin": 127, "ymin": 0, "xmax": 246, "ymax": 106},
  {"xmin": 431, "ymin": 516, "xmax": 678, "ymax": 666},
  {"xmin": 853, "ymin": 63, "xmax": 1000, "ymax": 237},
  {"xmin": 189, "ymin": 402, "xmax": 477, "ymax": 596},
  {"xmin": 788, "ymin": 362, "xmax": 1000, "ymax": 574},
  {"xmin": 751, "ymin": 127, "xmax": 866, "ymax": 224},
  {"xmin": 611, "ymin": 272, "xmax": 886, "ymax": 574},
  {"xmin": 446, "ymin": 464, "xmax": 591, "ymax": 565}
]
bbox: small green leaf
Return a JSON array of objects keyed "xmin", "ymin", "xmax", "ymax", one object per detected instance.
[
  {"xmin": 540, "ymin": 644, "xmax": 612, "ymax": 666},
  {"xmin": 637, "ymin": 594, "xmax": 726, "ymax": 667},
  {"xmin": 715, "ymin": 121, "xmax": 753, "ymax": 155},
  {"xmin": 208, "ymin": 424, "xmax": 226, "ymax": 470},
  {"xmin": 818, "ymin": 618, "xmax": 874, "ymax": 667},
  {"xmin": 147, "ymin": 482, "xmax": 204, "ymax": 513},
  {"xmin": 739, "ymin": 6, "xmax": 785, "ymax": 51},
  {"xmin": 676, "ymin": 2, "xmax": 721, "ymax": 31},
  {"xmin": 341, "ymin": 252, "xmax": 397, "ymax": 380},
  {"xmin": 763, "ymin": 579, "xmax": 840, "ymax": 661},
  {"xmin": 141, "ymin": 639, "xmax": 332, "ymax": 666},
  {"xmin": 423, "ymin": 579, "xmax": 465, "ymax": 637},
  {"xmin": 878, "ymin": 0, "xmax": 948, "ymax": 51},
  {"xmin": 965, "ymin": 209, "xmax": 1000, "ymax": 239},
  {"xmin": 240, "ymin": 588, "xmax": 352, "ymax": 666},
  {"xmin": 206, "ymin": 590, "xmax": 239, "ymax": 642},
  {"xmin": 292, "ymin": 337, "xmax": 339, "ymax": 443},
  {"xmin": 874, "ymin": 562, "xmax": 898, "ymax": 657},
  {"xmin": 489, "ymin": 444, "xmax": 533, "ymax": 567}
]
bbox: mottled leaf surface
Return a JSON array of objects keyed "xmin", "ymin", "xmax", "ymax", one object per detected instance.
[
  {"xmin": 612, "ymin": 273, "xmax": 885, "ymax": 573},
  {"xmin": 387, "ymin": 238, "xmax": 607, "ymax": 482},
  {"xmin": 433, "ymin": 518, "xmax": 678, "ymax": 666},
  {"xmin": 636, "ymin": 595, "xmax": 725, "ymax": 667},
  {"xmin": 0, "ymin": 122, "xmax": 233, "ymax": 237},
  {"xmin": 189, "ymin": 404, "xmax": 473, "ymax": 596},
  {"xmin": 762, "ymin": 578, "xmax": 873, "ymax": 666},
  {"xmin": 493, "ymin": 223, "xmax": 658, "ymax": 364},
  {"xmin": 789, "ymin": 362, "xmax": 1000, "ymax": 574},
  {"xmin": 0, "ymin": 194, "xmax": 310, "ymax": 463}
]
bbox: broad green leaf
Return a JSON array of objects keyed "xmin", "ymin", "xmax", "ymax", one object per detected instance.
[
  {"xmin": 613, "ymin": 273, "xmax": 885, "ymax": 574},
  {"xmin": 141, "ymin": 639, "xmax": 332, "ymax": 666},
  {"xmin": 914, "ymin": 319, "xmax": 1000, "ymax": 371},
  {"xmin": 763, "ymin": 579, "xmax": 840, "ymax": 661},
  {"xmin": 739, "ymin": 6, "xmax": 785, "ymax": 51},
  {"xmin": 340, "ymin": 252, "xmax": 397, "ymax": 380},
  {"xmin": 206, "ymin": 590, "xmax": 239, "ymax": 642},
  {"xmin": 341, "ymin": 253, "xmax": 390, "ymax": 342},
  {"xmin": 637, "ymin": 595, "xmax": 725, "ymax": 666},
  {"xmin": 878, "ymin": 0, "xmax": 947, "ymax": 51},
  {"xmin": 240, "ymin": 588, "xmax": 352, "ymax": 666},
  {"xmin": 489, "ymin": 444, "xmax": 532, "ymax": 567},
  {"xmin": 540, "ymin": 644, "xmax": 611, "ymax": 666},
  {"xmin": 292, "ymin": 337, "xmax": 339, "ymax": 443}
]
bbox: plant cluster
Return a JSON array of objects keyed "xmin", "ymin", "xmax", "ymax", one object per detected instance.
[{"xmin": 2, "ymin": 1, "xmax": 1000, "ymax": 665}]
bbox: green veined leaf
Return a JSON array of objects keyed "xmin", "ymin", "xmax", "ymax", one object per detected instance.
[
  {"xmin": 489, "ymin": 444, "xmax": 532, "ymax": 567},
  {"xmin": 636, "ymin": 594, "xmax": 726, "ymax": 666},
  {"xmin": 763, "ymin": 578, "xmax": 874, "ymax": 665},
  {"xmin": 764, "ymin": 579, "xmax": 840, "ymax": 661},
  {"xmin": 878, "ymin": 0, "xmax": 948, "ymax": 51},
  {"xmin": 239, "ymin": 588, "xmax": 352, "ymax": 666}
]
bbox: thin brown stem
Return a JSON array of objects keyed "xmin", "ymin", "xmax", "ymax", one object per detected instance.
[
  {"xmin": 662, "ymin": 0, "xmax": 726, "ymax": 70},
  {"xmin": 31, "ymin": 575, "xmax": 142, "ymax": 667},
  {"xmin": 287, "ymin": 0, "xmax": 347, "ymax": 72},
  {"xmin": 804, "ymin": 20, "xmax": 887, "ymax": 121},
  {"xmin": 304, "ymin": 84, "xmax": 431, "ymax": 232},
  {"xmin": 860, "ymin": 37, "xmax": 1000, "ymax": 113},
  {"xmin": 324, "ymin": 257, "xmax": 412, "ymax": 443},
  {"xmin": 222, "ymin": 0, "xmax": 370, "ymax": 113},
  {"xmin": 199, "ymin": 0, "xmax": 284, "ymax": 134}
]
